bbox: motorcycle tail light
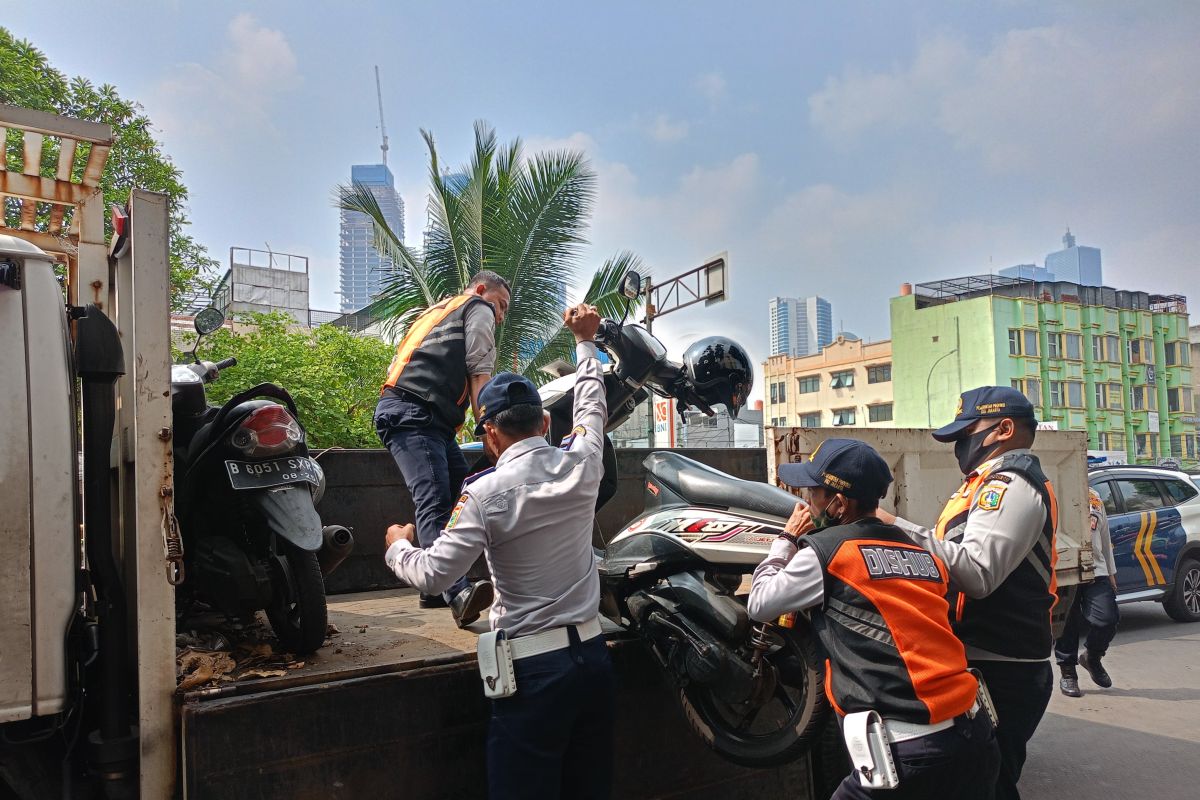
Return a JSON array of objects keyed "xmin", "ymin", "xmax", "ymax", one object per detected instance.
[{"xmin": 232, "ymin": 405, "xmax": 303, "ymax": 456}]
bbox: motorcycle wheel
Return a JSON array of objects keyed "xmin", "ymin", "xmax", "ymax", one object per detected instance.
[
  {"xmin": 677, "ymin": 623, "xmax": 828, "ymax": 767},
  {"xmin": 265, "ymin": 540, "xmax": 328, "ymax": 654}
]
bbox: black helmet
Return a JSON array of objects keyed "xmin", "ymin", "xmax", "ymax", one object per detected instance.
[{"xmin": 682, "ymin": 336, "xmax": 754, "ymax": 418}]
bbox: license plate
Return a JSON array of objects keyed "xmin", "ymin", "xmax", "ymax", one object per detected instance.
[{"xmin": 225, "ymin": 457, "xmax": 321, "ymax": 491}]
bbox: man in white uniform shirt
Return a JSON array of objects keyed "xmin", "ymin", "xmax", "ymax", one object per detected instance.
[{"xmin": 384, "ymin": 303, "xmax": 613, "ymax": 800}]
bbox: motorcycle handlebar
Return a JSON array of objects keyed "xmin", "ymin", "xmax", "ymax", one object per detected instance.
[{"xmin": 215, "ymin": 357, "xmax": 238, "ymax": 370}]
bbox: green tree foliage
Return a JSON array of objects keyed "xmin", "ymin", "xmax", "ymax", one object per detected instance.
[
  {"xmin": 0, "ymin": 27, "xmax": 217, "ymax": 309},
  {"xmin": 186, "ymin": 313, "xmax": 395, "ymax": 449},
  {"xmin": 337, "ymin": 121, "xmax": 643, "ymax": 382}
]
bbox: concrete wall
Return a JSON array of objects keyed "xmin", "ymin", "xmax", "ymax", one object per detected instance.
[{"xmin": 316, "ymin": 448, "xmax": 769, "ymax": 595}]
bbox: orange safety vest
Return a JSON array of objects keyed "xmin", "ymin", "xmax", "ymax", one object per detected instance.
[
  {"xmin": 934, "ymin": 452, "xmax": 1059, "ymax": 659},
  {"xmin": 381, "ymin": 293, "xmax": 493, "ymax": 430},
  {"xmin": 805, "ymin": 518, "xmax": 979, "ymax": 724}
]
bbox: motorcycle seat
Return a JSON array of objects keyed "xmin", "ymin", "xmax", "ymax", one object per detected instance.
[{"xmin": 643, "ymin": 451, "xmax": 801, "ymax": 520}]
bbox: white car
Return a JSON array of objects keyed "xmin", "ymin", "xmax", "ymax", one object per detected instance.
[{"xmin": 1088, "ymin": 465, "xmax": 1200, "ymax": 622}]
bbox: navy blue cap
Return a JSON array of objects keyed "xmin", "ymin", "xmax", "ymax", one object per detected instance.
[
  {"xmin": 474, "ymin": 372, "xmax": 543, "ymax": 435},
  {"xmin": 777, "ymin": 438, "xmax": 893, "ymax": 501},
  {"xmin": 932, "ymin": 386, "xmax": 1036, "ymax": 443}
]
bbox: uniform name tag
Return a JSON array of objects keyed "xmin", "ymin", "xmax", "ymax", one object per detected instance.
[{"xmin": 859, "ymin": 545, "xmax": 942, "ymax": 583}]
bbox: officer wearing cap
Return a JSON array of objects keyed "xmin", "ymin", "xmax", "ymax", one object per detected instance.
[
  {"xmin": 877, "ymin": 386, "xmax": 1058, "ymax": 800},
  {"xmin": 750, "ymin": 439, "xmax": 998, "ymax": 799},
  {"xmin": 383, "ymin": 304, "xmax": 615, "ymax": 800}
]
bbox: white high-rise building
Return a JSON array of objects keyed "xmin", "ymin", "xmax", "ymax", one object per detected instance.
[{"xmin": 769, "ymin": 296, "xmax": 833, "ymax": 357}]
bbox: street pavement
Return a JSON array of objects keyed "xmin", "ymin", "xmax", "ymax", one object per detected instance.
[{"xmin": 1022, "ymin": 602, "xmax": 1200, "ymax": 799}]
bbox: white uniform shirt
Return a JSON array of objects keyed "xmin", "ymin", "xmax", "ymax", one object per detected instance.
[
  {"xmin": 385, "ymin": 342, "xmax": 606, "ymax": 637},
  {"xmin": 1088, "ymin": 488, "xmax": 1116, "ymax": 578},
  {"xmin": 893, "ymin": 449, "xmax": 1050, "ymax": 662}
]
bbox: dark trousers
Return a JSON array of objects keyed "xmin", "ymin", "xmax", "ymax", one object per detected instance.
[
  {"xmin": 971, "ymin": 660, "xmax": 1053, "ymax": 800},
  {"xmin": 1054, "ymin": 579, "xmax": 1119, "ymax": 666},
  {"xmin": 832, "ymin": 713, "xmax": 999, "ymax": 799},
  {"xmin": 488, "ymin": 631, "xmax": 615, "ymax": 800},
  {"xmin": 375, "ymin": 393, "xmax": 469, "ymax": 601}
]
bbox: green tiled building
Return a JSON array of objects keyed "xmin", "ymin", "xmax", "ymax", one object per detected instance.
[{"xmin": 891, "ymin": 276, "xmax": 1196, "ymax": 466}]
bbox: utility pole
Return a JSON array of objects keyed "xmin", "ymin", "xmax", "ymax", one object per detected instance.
[{"xmin": 374, "ymin": 65, "xmax": 389, "ymax": 167}]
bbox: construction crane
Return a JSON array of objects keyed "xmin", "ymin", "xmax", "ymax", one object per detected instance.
[{"xmin": 374, "ymin": 65, "xmax": 389, "ymax": 167}]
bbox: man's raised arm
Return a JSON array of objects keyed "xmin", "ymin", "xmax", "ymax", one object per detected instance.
[{"xmin": 563, "ymin": 303, "xmax": 606, "ymax": 458}]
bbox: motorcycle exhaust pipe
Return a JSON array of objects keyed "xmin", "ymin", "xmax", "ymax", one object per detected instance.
[{"xmin": 318, "ymin": 525, "xmax": 355, "ymax": 576}]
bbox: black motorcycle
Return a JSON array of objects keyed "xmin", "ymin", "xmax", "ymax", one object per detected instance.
[
  {"xmin": 539, "ymin": 273, "xmax": 828, "ymax": 766},
  {"xmin": 171, "ymin": 307, "xmax": 353, "ymax": 654}
]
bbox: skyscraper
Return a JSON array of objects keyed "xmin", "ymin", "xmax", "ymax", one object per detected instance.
[
  {"xmin": 1045, "ymin": 228, "xmax": 1102, "ymax": 286},
  {"xmin": 339, "ymin": 163, "xmax": 405, "ymax": 313},
  {"xmin": 769, "ymin": 296, "xmax": 833, "ymax": 357}
]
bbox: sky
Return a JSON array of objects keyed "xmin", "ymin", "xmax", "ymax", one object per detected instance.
[{"xmin": 5, "ymin": 1, "xmax": 1199, "ymax": 398}]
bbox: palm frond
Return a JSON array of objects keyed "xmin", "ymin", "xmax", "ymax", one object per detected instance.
[{"xmin": 520, "ymin": 251, "xmax": 645, "ymax": 383}]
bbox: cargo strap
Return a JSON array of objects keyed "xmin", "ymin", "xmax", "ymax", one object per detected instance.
[{"xmin": 161, "ymin": 485, "xmax": 185, "ymax": 585}]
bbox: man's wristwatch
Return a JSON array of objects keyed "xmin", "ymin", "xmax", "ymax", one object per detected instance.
[{"xmin": 778, "ymin": 533, "xmax": 802, "ymax": 548}]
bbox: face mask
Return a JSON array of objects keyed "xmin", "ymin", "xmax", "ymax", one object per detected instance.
[
  {"xmin": 954, "ymin": 423, "xmax": 1001, "ymax": 474},
  {"xmin": 811, "ymin": 497, "xmax": 842, "ymax": 531}
]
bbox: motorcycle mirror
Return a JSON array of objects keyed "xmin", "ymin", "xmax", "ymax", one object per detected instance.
[
  {"xmin": 194, "ymin": 306, "xmax": 226, "ymax": 337},
  {"xmin": 621, "ymin": 271, "xmax": 643, "ymax": 300}
]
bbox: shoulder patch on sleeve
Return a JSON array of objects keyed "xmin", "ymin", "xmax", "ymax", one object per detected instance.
[
  {"xmin": 989, "ymin": 473, "xmax": 1014, "ymax": 484},
  {"xmin": 560, "ymin": 425, "xmax": 588, "ymax": 450},
  {"xmin": 977, "ymin": 485, "xmax": 1007, "ymax": 511},
  {"xmin": 447, "ymin": 493, "xmax": 469, "ymax": 529}
]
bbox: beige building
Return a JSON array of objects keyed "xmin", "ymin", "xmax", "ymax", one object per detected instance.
[{"xmin": 763, "ymin": 337, "xmax": 894, "ymax": 430}]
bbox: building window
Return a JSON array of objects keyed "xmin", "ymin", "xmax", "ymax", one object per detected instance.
[
  {"xmin": 1170, "ymin": 435, "xmax": 1182, "ymax": 457},
  {"xmin": 1107, "ymin": 335, "xmax": 1120, "ymax": 363},
  {"xmin": 1046, "ymin": 332, "xmax": 1062, "ymax": 359},
  {"xmin": 1132, "ymin": 386, "xmax": 1145, "ymax": 410},
  {"xmin": 832, "ymin": 407, "xmax": 856, "ymax": 426},
  {"xmin": 770, "ymin": 383, "xmax": 778, "ymax": 404},
  {"xmin": 1067, "ymin": 381, "xmax": 1084, "ymax": 408},
  {"xmin": 1096, "ymin": 431, "xmax": 1111, "ymax": 450},
  {"xmin": 1128, "ymin": 338, "xmax": 1143, "ymax": 364},
  {"xmin": 830, "ymin": 370, "xmax": 855, "ymax": 389},
  {"xmin": 1168, "ymin": 388, "xmax": 1181, "ymax": 413},
  {"xmin": 1065, "ymin": 333, "xmax": 1082, "ymax": 360},
  {"xmin": 1135, "ymin": 434, "xmax": 1158, "ymax": 459},
  {"xmin": 1012, "ymin": 378, "xmax": 1042, "ymax": 408},
  {"xmin": 1094, "ymin": 383, "xmax": 1107, "ymax": 409},
  {"xmin": 1091, "ymin": 335, "xmax": 1104, "ymax": 362},
  {"xmin": 798, "ymin": 376, "xmax": 820, "ymax": 394},
  {"xmin": 1009, "ymin": 329, "xmax": 1022, "ymax": 356},
  {"xmin": 799, "ymin": 412, "xmax": 821, "ymax": 427},
  {"xmin": 1166, "ymin": 341, "xmax": 1187, "ymax": 366},
  {"xmin": 1108, "ymin": 382, "xmax": 1123, "ymax": 409},
  {"xmin": 769, "ymin": 381, "xmax": 787, "ymax": 404},
  {"xmin": 868, "ymin": 404, "xmax": 894, "ymax": 423},
  {"xmin": 867, "ymin": 364, "xmax": 892, "ymax": 384},
  {"xmin": 1049, "ymin": 381, "xmax": 1064, "ymax": 407},
  {"xmin": 1023, "ymin": 330, "xmax": 1039, "ymax": 357}
]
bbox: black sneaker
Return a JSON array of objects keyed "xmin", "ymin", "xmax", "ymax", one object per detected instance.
[
  {"xmin": 419, "ymin": 593, "xmax": 449, "ymax": 609},
  {"xmin": 1059, "ymin": 666, "xmax": 1082, "ymax": 697},
  {"xmin": 1079, "ymin": 651, "xmax": 1112, "ymax": 688},
  {"xmin": 450, "ymin": 580, "xmax": 495, "ymax": 629}
]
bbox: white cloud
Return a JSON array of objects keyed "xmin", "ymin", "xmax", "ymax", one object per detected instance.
[
  {"xmin": 148, "ymin": 14, "xmax": 300, "ymax": 148},
  {"xmin": 695, "ymin": 71, "xmax": 728, "ymax": 106},
  {"xmin": 647, "ymin": 113, "xmax": 689, "ymax": 143}
]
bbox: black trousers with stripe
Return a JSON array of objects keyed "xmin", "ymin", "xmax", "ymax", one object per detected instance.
[{"xmin": 971, "ymin": 659, "xmax": 1053, "ymax": 800}]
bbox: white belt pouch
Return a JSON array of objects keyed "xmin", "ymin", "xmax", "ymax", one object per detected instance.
[
  {"xmin": 843, "ymin": 710, "xmax": 900, "ymax": 789},
  {"xmin": 477, "ymin": 630, "xmax": 517, "ymax": 699}
]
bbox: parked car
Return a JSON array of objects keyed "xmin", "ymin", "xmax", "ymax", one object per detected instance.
[{"xmin": 1088, "ymin": 465, "xmax": 1200, "ymax": 622}]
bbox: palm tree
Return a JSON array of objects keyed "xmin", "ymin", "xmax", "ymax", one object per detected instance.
[{"xmin": 336, "ymin": 121, "xmax": 642, "ymax": 383}]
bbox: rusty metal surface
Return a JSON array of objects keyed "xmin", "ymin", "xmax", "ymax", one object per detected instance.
[{"xmin": 181, "ymin": 639, "xmax": 811, "ymax": 800}]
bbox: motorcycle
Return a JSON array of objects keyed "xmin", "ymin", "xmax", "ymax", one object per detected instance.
[
  {"xmin": 539, "ymin": 274, "xmax": 828, "ymax": 766},
  {"xmin": 170, "ymin": 307, "xmax": 353, "ymax": 654}
]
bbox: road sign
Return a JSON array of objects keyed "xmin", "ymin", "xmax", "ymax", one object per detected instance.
[{"xmin": 645, "ymin": 253, "xmax": 728, "ymax": 321}]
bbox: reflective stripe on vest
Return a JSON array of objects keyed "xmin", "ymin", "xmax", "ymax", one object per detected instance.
[{"xmin": 382, "ymin": 294, "xmax": 477, "ymax": 390}]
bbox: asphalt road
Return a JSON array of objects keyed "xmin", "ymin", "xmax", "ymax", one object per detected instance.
[{"xmin": 1022, "ymin": 602, "xmax": 1200, "ymax": 799}]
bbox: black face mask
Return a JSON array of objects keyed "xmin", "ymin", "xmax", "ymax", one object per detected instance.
[
  {"xmin": 811, "ymin": 497, "xmax": 842, "ymax": 531},
  {"xmin": 954, "ymin": 423, "xmax": 1001, "ymax": 474}
]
